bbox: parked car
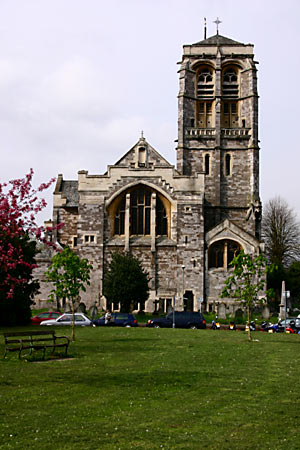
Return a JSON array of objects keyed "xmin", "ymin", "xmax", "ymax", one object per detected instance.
[
  {"xmin": 147, "ymin": 311, "xmax": 206, "ymax": 329},
  {"xmin": 278, "ymin": 318, "xmax": 300, "ymax": 333},
  {"xmin": 40, "ymin": 313, "xmax": 92, "ymax": 326},
  {"xmin": 31, "ymin": 311, "xmax": 62, "ymax": 325},
  {"xmin": 93, "ymin": 313, "xmax": 138, "ymax": 327}
]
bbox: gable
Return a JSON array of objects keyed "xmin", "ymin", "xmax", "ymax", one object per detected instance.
[
  {"xmin": 113, "ymin": 136, "xmax": 172, "ymax": 169},
  {"xmin": 206, "ymin": 219, "xmax": 260, "ymax": 254}
]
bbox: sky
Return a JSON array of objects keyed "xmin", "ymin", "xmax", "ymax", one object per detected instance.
[{"xmin": 0, "ymin": 0, "xmax": 299, "ymax": 224}]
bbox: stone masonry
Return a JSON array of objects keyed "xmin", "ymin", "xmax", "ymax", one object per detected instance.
[{"xmin": 34, "ymin": 32, "xmax": 263, "ymax": 314}]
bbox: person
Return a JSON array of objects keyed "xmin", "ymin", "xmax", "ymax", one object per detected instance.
[{"xmin": 105, "ymin": 310, "xmax": 112, "ymax": 325}]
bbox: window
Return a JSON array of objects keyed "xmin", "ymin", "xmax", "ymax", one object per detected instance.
[
  {"xmin": 84, "ymin": 235, "xmax": 96, "ymax": 244},
  {"xmin": 222, "ymin": 67, "xmax": 239, "ymax": 97},
  {"xmin": 72, "ymin": 236, "xmax": 78, "ymax": 247},
  {"xmin": 208, "ymin": 242, "xmax": 224, "ymax": 268},
  {"xmin": 197, "ymin": 68, "xmax": 214, "ymax": 97},
  {"xmin": 114, "ymin": 196, "xmax": 126, "ymax": 235},
  {"xmin": 156, "ymin": 197, "xmax": 168, "ymax": 236},
  {"xmin": 225, "ymin": 154, "xmax": 231, "ymax": 176},
  {"xmin": 112, "ymin": 186, "xmax": 169, "ymax": 237},
  {"xmin": 195, "ymin": 66, "xmax": 214, "ymax": 129},
  {"xmin": 131, "ymin": 188, "xmax": 151, "ymax": 235},
  {"xmin": 197, "ymin": 101, "xmax": 213, "ymax": 128},
  {"xmin": 205, "ymin": 154, "xmax": 210, "ymax": 175},
  {"xmin": 222, "ymin": 101, "xmax": 238, "ymax": 128},
  {"xmin": 208, "ymin": 240, "xmax": 241, "ymax": 269},
  {"xmin": 138, "ymin": 147, "xmax": 146, "ymax": 167}
]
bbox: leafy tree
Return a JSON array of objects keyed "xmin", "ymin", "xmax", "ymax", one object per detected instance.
[
  {"xmin": 262, "ymin": 196, "xmax": 300, "ymax": 268},
  {"xmin": 221, "ymin": 250, "xmax": 268, "ymax": 341},
  {"xmin": 104, "ymin": 252, "xmax": 149, "ymax": 312},
  {"xmin": 286, "ymin": 261, "xmax": 300, "ymax": 309},
  {"xmin": 0, "ymin": 169, "xmax": 55, "ymax": 325},
  {"xmin": 45, "ymin": 247, "xmax": 92, "ymax": 341},
  {"xmin": 266, "ymin": 263, "xmax": 286, "ymax": 312}
]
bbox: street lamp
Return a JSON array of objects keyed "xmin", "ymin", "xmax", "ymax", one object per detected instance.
[{"xmin": 182, "ymin": 265, "xmax": 185, "ymax": 310}]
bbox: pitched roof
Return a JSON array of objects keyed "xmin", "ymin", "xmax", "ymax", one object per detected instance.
[{"xmin": 192, "ymin": 34, "xmax": 244, "ymax": 46}]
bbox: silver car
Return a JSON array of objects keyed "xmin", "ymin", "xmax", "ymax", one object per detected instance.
[{"xmin": 40, "ymin": 313, "xmax": 92, "ymax": 326}]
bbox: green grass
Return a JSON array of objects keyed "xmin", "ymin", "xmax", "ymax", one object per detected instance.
[{"xmin": 0, "ymin": 327, "xmax": 299, "ymax": 449}]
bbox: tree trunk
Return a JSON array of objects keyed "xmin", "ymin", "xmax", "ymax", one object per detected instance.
[
  {"xmin": 71, "ymin": 300, "xmax": 75, "ymax": 341},
  {"xmin": 247, "ymin": 304, "xmax": 252, "ymax": 341}
]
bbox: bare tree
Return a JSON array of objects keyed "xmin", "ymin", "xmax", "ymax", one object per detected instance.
[{"xmin": 262, "ymin": 196, "xmax": 300, "ymax": 268}]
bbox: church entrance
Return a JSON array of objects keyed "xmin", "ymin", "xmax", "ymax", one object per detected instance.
[{"xmin": 184, "ymin": 291, "xmax": 194, "ymax": 312}]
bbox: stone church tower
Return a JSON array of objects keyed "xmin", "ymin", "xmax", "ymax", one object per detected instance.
[
  {"xmin": 34, "ymin": 31, "xmax": 262, "ymax": 315},
  {"xmin": 177, "ymin": 33, "xmax": 261, "ymax": 236}
]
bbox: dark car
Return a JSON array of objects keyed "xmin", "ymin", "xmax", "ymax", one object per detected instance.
[
  {"xmin": 31, "ymin": 311, "xmax": 62, "ymax": 325},
  {"xmin": 93, "ymin": 313, "xmax": 138, "ymax": 327},
  {"xmin": 147, "ymin": 311, "xmax": 206, "ymax": 329},
  {"xmin": 278, "ymin": 318, "xmax": 300, "ymax": 333}
]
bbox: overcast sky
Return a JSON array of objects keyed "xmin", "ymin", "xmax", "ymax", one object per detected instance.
[{"xmin": 0, "ymin": 0, "xmax": 299, "ymax": 224}]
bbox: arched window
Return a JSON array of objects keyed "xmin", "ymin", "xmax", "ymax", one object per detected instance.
[
  {"xmin": 196, "ymin": 67, "xmax": 214, "ymax": 128},
  {"xmin": 208, "ymin": 239, "xmax": 241, "ymax": 269},
  {"xmin": 112, "ymin": 186, "xmax": 169, "ymax": 237},
  {"xmin": 197, "ymin": 68, "xmax": 214, "ymax": 97},
  {"xmin": 222, "ymin": 68, "xmax": 239, "ymax": 97},
  {"xmin": 221, "ymin": 67, "xmax": 239, "ymax": 128}
]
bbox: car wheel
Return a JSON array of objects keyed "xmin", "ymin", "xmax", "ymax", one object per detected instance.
[
  {"xmin": 125, "ymin": 324, "xmax": 131, "ymax": 328},
  {"xmin": 154, "ymin": 324, "xmax": 161, "ymax": 328},
  {"xmin": 189, "ymin": 325, "xmax": 197, "ymax": 329}
]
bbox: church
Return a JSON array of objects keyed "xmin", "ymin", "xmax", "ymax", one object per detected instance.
[{"xmin": 35, "ymin": 30, "xmax": 263, "ymax": 315}]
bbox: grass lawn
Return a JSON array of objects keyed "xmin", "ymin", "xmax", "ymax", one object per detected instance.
[{"xmin": 0, "ymin": 327, "xmax": 299, "ymax": 450}]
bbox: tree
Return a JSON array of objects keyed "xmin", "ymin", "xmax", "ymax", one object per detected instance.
[
  {"xmin": 286, "ymin": 261, "xmax": 300, "ymax": 309},
  {"xmin": 262, "ymin": 196, "xmax": 300, "ymax": 268},
  {"xmin": 45, "ymin": 247, "xmax": 92, "ymax": 341},
  {"xmin": 221, "ymin": 250, "xmax": 268, "ymax": 341},
  {"xmin": 104, "ymin": 252, "xmax": 149, "ymax": 313},
  {"xmin": 0, "ymin": 233, "xmax": 39, "ymax": 326},
  {"xmin": 0, "ymin": 169, "xmax": 55, "ymax": 325}
]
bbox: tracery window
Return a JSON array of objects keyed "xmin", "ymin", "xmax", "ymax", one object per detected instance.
[
  {"xmin": 197, "ymin": 68, "xmax": 214, "ymax": 97},
  {"xmin": 208, "ymin": 239, "xmax": 241, "ymax": 269},
  {"xmin": 196, "ymin": 66, "xmax": 214, "ymax": 128},
  {"xmin": 131, "ymin": 188, "xmax": 151, "ymax": 235},
  {"xmin": 221, "ymin": 67, "xmax": 239, "ymax": 128},
  {"xmin": 222, "ymin": 68, "xmax": 239, "ymax": 97},
  {"xmin": 112, "ymin": 186, "xmax": 169, "ymax": 237}
]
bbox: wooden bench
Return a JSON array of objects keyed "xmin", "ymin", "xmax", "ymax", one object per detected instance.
[{"xmin": 3, "ymin": 330, "xmax": 70, "ymax": 360}]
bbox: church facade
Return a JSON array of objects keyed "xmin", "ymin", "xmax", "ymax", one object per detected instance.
[{"xmin": 36, "ymin": 32, "xmax": 263, "ymax": 314}]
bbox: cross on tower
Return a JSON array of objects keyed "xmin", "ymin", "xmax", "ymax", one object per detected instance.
[{"xmin": 213, "ymin": 17, "xmax": 222, "ymax": 35}]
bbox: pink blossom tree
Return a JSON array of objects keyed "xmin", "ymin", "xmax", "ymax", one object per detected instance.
[{"xmin": 0, "ymin": 169, "xmax": 56, "ymax": 324}]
